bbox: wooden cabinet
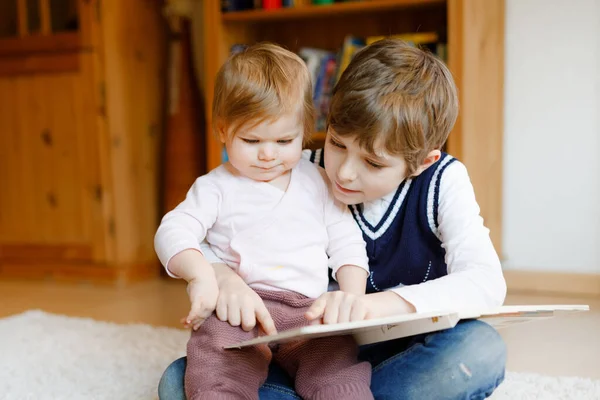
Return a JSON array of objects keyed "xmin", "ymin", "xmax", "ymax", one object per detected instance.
[
  {"xmin": 198, "ymin": 0, "xmax": 505, "ymax": 251},
  {"xmin": 0, "ymin": 0, "xmax": 166, "ymax": 283}
]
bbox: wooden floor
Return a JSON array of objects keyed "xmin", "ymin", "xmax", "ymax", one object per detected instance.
[{"xmin": 1, "ymin": 278, "xmax": 599, "ymax": 379}]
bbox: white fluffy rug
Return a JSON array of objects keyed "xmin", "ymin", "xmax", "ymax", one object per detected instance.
[{"xmin": 1, "ymin": 310, "xmax": 599, "ymax": 400}]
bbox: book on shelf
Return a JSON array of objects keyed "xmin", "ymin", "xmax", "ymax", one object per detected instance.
[
  {"xmin": 221, "ymin": 0, "xmax": 307, "ymax": 12},
  {"xmin": 298, "ymin": 32, "xmax": 446, "ymax": 134},
  {"xmin": 225, "ymin": 304, "xmax": 590, "ymax": 349}
]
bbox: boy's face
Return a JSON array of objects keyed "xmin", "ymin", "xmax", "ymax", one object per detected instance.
[
  {"xmin": 323, "ymin": 129, "xmax": 410, "ymax": 205},
  {"xmin": 220, "ymin": 112, "xmax": 304, "ymax": 183}
]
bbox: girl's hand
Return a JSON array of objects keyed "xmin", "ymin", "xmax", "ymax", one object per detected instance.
[
  {"xmin": 305, "ymin": 291, "xmax": 369, "ymax": 324},
  {"xmin": 215, "ymin": 268, "xmax": 277, "ymax": 335},
  {"xmin": 182, "ymin": 276, "xmax": 219, "ymax": 331}
]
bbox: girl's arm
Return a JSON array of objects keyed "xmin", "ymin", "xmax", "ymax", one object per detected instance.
[
  {"xmin": 154, "ymin": 177, "xmax": 221, "ymax": 277},
  {"xmin": 154, "ymin": 176, "xmax": 222, "ymax": 329},
  {"xmin": 336, "ymin": 265, "xmax": 368, "ymax": 295}
]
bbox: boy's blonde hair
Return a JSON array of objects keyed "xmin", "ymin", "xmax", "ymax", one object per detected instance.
[
  {"xmin": 213, "ymin": 43, "xmax": 315, "ymax": 144},
  {"xmin": 328, "ymin": 39, "xmax": 459, "ymax": 176}
]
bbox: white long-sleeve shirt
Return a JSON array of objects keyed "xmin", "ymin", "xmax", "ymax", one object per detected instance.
[
  {"xmin": 368, "ymin": 161, "xmax": 506, "ymax": 312},
  {"xmin": 154, "ymin": 158, "xmax": 369, "ymax": 299},
  {"xmin": 200, "ymin": 152, "xmax": 506, "ymax": 313}
]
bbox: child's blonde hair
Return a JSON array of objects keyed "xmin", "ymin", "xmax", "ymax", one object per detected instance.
[
  {"xmin": 213, "ymin": 43, "xmax": 315, "ymax": 144},
  {"xmin": 328, "ymin": 39, "xmax": 459, "ymax": 176}
]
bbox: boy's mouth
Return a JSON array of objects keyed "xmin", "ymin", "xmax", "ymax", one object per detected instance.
[{"xmin": 334, "ymin": 181, "xmax": 360, "ymax": 195}]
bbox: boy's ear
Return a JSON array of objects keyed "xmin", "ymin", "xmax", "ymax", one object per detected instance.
[{"xmin": 412, "ymin": 150, "xmax": 441, "ymax": 177}]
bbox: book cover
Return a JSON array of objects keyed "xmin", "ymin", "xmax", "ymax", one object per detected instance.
[{"xmin": 224, "ymin": 305, "xmax": 589, "ymax": 349}]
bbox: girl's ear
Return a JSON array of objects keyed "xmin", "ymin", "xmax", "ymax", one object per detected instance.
[
  {"xmin": 216, "ymin": 121, "xmax": 227, "ymax": 144},
  {"xmin": 412, "ymin": 150, "xmax": 441, "ymax": 177}
]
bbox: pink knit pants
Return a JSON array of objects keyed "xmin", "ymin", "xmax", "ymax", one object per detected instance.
[{"xmin": 185, "ymin": 289, "xmax": 373, "ymax": 400}]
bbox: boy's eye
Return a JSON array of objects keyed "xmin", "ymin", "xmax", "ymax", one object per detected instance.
[
  {"xmin": 328, "ymin": 138, "xmax": 346, "ymax": 149},
  {"xmin": 241, "ymin": 138, "xmax": 259, "ymax": 144},
  {"xmin": 277, "ymin": 139, "xmax": 293, "ymax": 144},
  {"xmin": 366, "ymin": 160, "xmax": 384, "ymax": 169}
]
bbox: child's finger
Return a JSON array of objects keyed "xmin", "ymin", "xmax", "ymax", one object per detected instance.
[
  {"xmin": 305, "ymin": 296, "xmax": 327, "ymax": 320},
  {"xmin": 187, "ymin": 299, "xmax": 204, "ymax": 323},
  {"xmin": 227, "ymin": 303, "xmax": 242, "ymax": 327},
  {"xmin": 350, "ymin": 301, "xmax": 368, "ymax": 322},
  {"xmin": 337, "ymin": 297, "xmax": 353, "ymax": 323},
  {"xmin": 216, "ymin": 297, "xmax": 228, "ymax": 322},
  {"xmin": 255, "ymin": 303, "xmax": 277, "ymax": 335},
  {"xmin": 192, "ymin": 320, "xmax": 204, "ymax": 331},
  {"xmin": 241, "ymin": 304, "xmax": 256, "ymax": 332},
  {"xmin": 322, "ymin": 294, "xmax": 343, "ymax": 324}
]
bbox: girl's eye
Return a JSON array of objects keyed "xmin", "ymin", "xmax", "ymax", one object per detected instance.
[
  {"xmin": 241, "ymin": 138, "xmax": 259, "ymax": 144},
  {"xmin": 366, "ymin": 160, "xmax": 384, "ymax": 169},
  {"xmin": 277, "ymin": 139, "xmax": 293, "ymax": 144},
  {"xmin": 329, "ymin": 138, "xmax": 345, "ymax": 149}
]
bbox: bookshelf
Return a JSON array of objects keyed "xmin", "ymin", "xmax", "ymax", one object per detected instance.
[
  {"xmin": 198, "ymin": 0, "xmax": 505, "ymax": 252},
  {"xmin": 221, "ymin": 0, "xmax": 445, "ymax": 22}
]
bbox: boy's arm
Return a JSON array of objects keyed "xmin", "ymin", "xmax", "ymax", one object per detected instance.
[
  {"xmin": 383, "ymin": 162, "xmax": 506, "ymax": 315},
  {"xmin": 303, "ymin": 169, "xmax": 370, "ymax": 324}
]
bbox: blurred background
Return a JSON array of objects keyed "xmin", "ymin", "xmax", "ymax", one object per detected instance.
[{"xmin": 0, "ymin": 0, "xmax": 598, "ymax": 387}]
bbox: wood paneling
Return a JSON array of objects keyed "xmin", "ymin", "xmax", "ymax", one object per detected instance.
[
  {"xmin": 0, "ymin": 261, "xmax": 159, "ymax": 284},
  {"xmin": 100, "ymin": 0, "xmax": 166, "ymax": 265},
  {"xmin": 0, "ymin": 244, "xmax": 92, "ymax": 262},
  {"xmin": 0, "ymin": 70, "xmax": 94, "ymax": 244},
  {"xmin": 0, "ymin": 0, "xmax": 166, "ymax": 282},
  {"xmin": 163, "ymin": 22, "xmax": 205, "ymax": 213},
  {"xmin": 17, "ymin": 0, "xmax": 28, "ymax": 36},
  {"xmin": 505, "ymin": 270, "xmax": 600, "ymax": 297},
  {"xmin": 447, "ymin": 0, "xmax": 505, "ymax": 253},
  {"xmin": 39, "ymin": 0, "xmax": 51, "ymax": 35},
  {"xmin": 0, "ymin": 53, "xmax": 79, "ymax": 75},
  {"xmin": 0, "ymin": 32, "xmax": 83, "ymax": 56}
]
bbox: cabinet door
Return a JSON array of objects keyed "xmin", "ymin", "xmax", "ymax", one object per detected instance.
[
  {"xmin": 0, "ymin": 0, "xmax": 78, "ymax": 38},
  {"xmin": 0, "ymin": 54, "xmax": 107, "ymax": 268},
  {"xmin": 0, "ymin": 0, "xmax": 94, "ymax": 76}
]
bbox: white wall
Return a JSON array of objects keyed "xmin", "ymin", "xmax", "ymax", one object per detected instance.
[{"xmin": 502, "ymin": 0, "xmax": 600, "ymax": 274}]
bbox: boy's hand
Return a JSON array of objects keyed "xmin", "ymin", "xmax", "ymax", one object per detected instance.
[
  {"xmin": 361, "ymin": 291, "xmax": 417, "ymax": 319},
  {"xmin": 181, "ymin": 276, "xmax": 219, "ymax": 331},
  {"xmin": 305, "ymin": 291, "xmax": 369, "ymax": 324},
  {"xmin": 215, "ymin": 267, "xmax": 277, "ymax": 336}
]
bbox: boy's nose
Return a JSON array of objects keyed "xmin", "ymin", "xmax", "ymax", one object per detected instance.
[{"xmin": 337, "ymin": 160, "xmax": 357, "ymax": 182}]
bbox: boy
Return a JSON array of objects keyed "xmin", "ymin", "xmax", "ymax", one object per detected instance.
[{"xmin": 159, "ymin": 39, "xmax": 507, "ymax": 399}]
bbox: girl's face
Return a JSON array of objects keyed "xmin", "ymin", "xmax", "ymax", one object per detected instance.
[
  {"xmin": 323, "ymin": 128, "xmax": 410, "ymax": 205},
  {"xmin": 221, "ymin": 113, "xmax": 304, "ymax": 183}
]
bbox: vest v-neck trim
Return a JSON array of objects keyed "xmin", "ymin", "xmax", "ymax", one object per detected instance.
[{"xmin": 351, "ymin": 178, "xmax": 412, "ymax": 241}]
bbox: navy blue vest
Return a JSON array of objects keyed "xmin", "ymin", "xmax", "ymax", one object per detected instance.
[{"xmin": 309, "ymin": 150, "xmax": 457, "ymax": 293}]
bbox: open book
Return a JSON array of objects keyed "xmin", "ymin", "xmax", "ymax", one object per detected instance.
[{"xmin": 224, "ymin": 304, "xmax": 589, "ymax": 349}]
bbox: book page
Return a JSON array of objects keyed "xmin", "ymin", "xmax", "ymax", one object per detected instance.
[{"xmin": 224, "ymin": 305, "xmax": 589, "ymax": 349}]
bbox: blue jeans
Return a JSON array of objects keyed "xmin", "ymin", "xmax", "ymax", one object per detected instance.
[{"xmin": 158, "ymin": 320, "xmax": 506, "ymax": 400}]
